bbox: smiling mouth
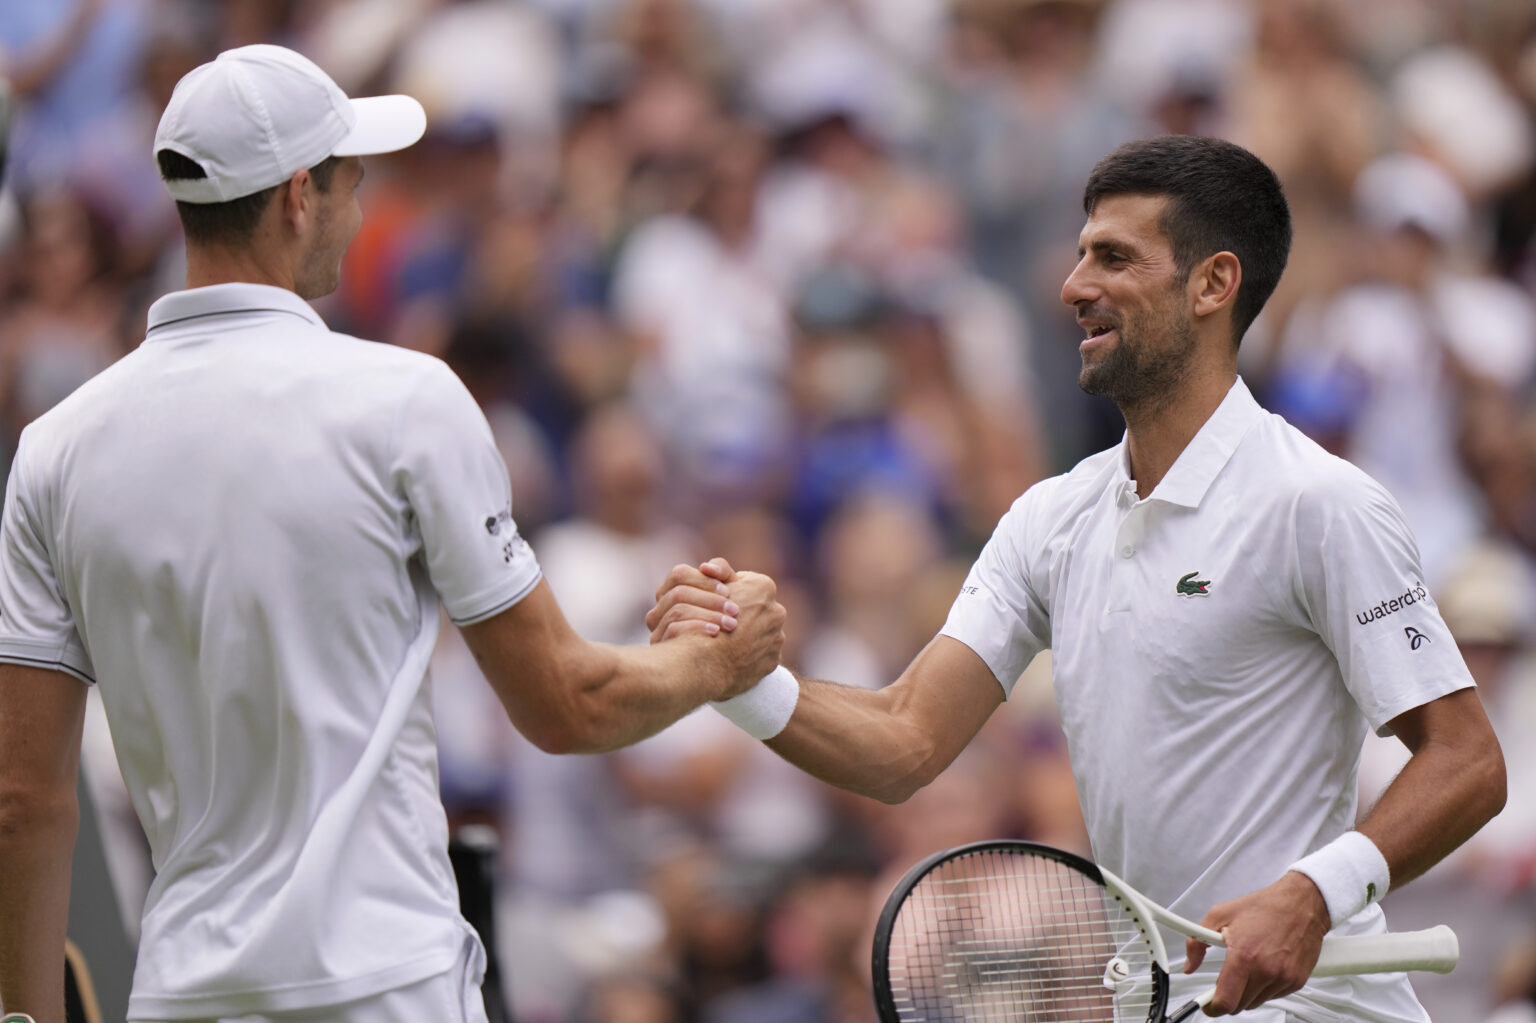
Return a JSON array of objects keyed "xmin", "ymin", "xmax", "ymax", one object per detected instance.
[{"xmin": 1080, "ymin": 324, "xmax": 1116, "ymax": 349}]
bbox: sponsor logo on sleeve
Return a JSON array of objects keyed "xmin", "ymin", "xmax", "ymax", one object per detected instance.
[
  {"xmin": 484, "ymin": 507, "xmax": 513, "ymax": 536},
  {"xmin": 501, "ymin": 533, "xmax": 529, "ymax": 564},
  {"xmin": 483, "ymin": 505, "xmax": 527, "ymax": 564},
  {"xmin": 1403, "ymin": 626, "xmax": 1429, "ymax": 650},
  {"xmin": 1353, "ymin": 582, "xmax": 1428, "ymax": 626}
]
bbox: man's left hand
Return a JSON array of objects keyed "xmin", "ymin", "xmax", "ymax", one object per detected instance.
[{"xmin": 1184, "ymin": 871, "xmax": 1330, "ymax": 1015}]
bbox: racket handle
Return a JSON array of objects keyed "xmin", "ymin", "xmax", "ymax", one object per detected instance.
[
  {"xmin": 1313, "ymin": 925, "xmax": 1459, "ymax": 976},
  {"xmin": 1168, "ymin": 987, "xmax": 1216, "ymax": 1023}
]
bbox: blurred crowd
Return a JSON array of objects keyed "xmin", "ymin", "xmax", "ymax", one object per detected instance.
[{"xmin": 5, "ymin": 0, "xmax": 1536, "ymax": 1020}]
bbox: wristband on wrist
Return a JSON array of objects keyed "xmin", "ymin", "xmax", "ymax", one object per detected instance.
[
  {"xmin": 1287, "ymin": 830, "xmax": 1391, "ymax": 928},
  {"xmin": 711, "ymin": 665, "xmax": 799, "ymax": 740}
]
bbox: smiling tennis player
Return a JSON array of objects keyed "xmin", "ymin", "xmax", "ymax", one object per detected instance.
[{"xmin": 651, "ymin": 136, "xmax": 1506, "ymax": 1022}]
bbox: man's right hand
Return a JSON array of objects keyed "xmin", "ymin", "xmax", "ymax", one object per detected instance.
[
  {"xmin": 711, "ymin": 568, "xmax": 785, "ymax": 698},
  {"xmin": 647, "ymin": 557, "xmax": 741, "ymax": 643},
  {"xmin": 648, "ymin": 558, "xmax": 785, "ymax": 698}
]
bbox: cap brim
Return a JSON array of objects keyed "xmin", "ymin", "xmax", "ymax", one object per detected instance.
[{"xmin": 332, "ymin": 95, "xmax": 427, "ymax": 157}]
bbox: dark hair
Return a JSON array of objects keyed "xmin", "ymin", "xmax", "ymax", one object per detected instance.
[
  {"xmin": 157, "ymin": 150, "xmax": 342, "ymax": 245},
  {"xmin": 1082, "ymin": 135, "xmax": 1291, "ymax": 346}
]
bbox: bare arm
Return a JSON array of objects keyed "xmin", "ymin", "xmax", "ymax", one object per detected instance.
[
  {"xmin": 1356, "ymin": 687, "xmax": 1506, "ymax": 884},
  {"xmin": 459, "ymin": 574, "xmax": 784, "ymax": 755},
  {"xmin": 0, "ymin": 664, "xmax": 88, "ymax": 1023},
  {"xmin": 764, "ymin": 636, "xmax": 1006, "ymax": 804},
  {"xmin": 647, "ymin": 561, "xmax": 1005, "ymax": 803},
  {"xmin": 1190, "ymin": 687, "xmax": 1506, "ymax": 1016}
]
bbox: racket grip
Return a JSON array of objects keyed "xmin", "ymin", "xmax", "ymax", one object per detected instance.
[{"xmin": 1312, "ymin": 925, "xmax": 1459, "ymax": 976}]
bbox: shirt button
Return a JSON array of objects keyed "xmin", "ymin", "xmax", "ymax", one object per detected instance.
[{"xmin": 1120, "ymin": 545, "xmax": 1134, "ymax": 558}]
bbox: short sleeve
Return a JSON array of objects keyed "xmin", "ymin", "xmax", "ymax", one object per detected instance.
[
  {"xmin": 395, "ymin": 362, "xmax": 542, "ymax": 625},
  {"xmin": 939, "ymin": 493, "xmax": 1051, "ymax": 697},
  {"xmin": 0, "ymin": 436, "xmax": 96, "ymax": 683},
  {"xmin": 1297, "ymin": 467, "xmax": 1474, "ymax": 734}
]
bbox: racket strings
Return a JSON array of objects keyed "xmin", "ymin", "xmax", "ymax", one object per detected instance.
[{"xmin": 883, "ymin": 849, "xmax": 1158, "ymax": 1023}]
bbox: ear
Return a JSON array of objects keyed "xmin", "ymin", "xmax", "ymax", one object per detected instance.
[
  {"xmin": 278, "ymin": 168, "xmax": 315, "ymax": 234},
  {"xmin": 1190, "ymin": 251, "xmax": 1241, "ymax": 320}
]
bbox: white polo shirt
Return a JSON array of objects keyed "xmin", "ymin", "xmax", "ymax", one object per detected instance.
[
  {"xmin": 942, "ymin": 377, "xmax": 1473, "ymax": 1020},
  {"xmin": 0, "ymin": 284, "xmax": 542, "ymax": 1018}
]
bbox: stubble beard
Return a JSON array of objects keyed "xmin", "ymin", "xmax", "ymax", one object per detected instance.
[
  {"xmin": 296, "ymin": 201, "xmax": 343, "ymax": 300},
  {"xmin": 1077, "ymin": 305, "xmax": 1197, "ymax": 414}
]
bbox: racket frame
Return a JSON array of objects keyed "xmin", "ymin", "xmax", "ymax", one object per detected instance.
[
  {"xmin": 871, "ymin": 839, "xmax": 1460, "ymax": 1023},
  {"xmin": 871, "ymin": 839, "xmax": 1173, "ymax": 1023}
]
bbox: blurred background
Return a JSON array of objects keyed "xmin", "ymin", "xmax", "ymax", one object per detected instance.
[{"xmin": 4, "ymin": 0, "xmax": 1536, "ymax": 1020}]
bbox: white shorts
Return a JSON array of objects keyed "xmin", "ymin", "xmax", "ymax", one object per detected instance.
[{"xmin": 131, "ymin": 939, "xmax": 490, "ymax": 1023}]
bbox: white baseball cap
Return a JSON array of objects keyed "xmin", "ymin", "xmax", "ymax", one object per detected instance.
[
  {"xmin": 154, "ymin": 44, "xmax": 427, "ymax": 204},
  {"xmin": 1352, "ymin": 152, "xmax": 1469, "ymax": 247}
]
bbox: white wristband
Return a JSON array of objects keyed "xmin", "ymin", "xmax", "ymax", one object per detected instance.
[
  {"xmin": 711, "ymin": 665, "xmax": 799, "ymax": 740},
  {"xmin": 1288, "ymin": 831, "xmax": 1391, "ymax": 928}
]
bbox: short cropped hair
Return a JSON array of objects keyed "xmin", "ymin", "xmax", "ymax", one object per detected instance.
[
  {"xmin": 1082, "ymin": 136, "xmax": 1291, "ymax": 346},
  {"xmin": 157, "ymin": 151, "xmax": 341, "ymax": 246}
]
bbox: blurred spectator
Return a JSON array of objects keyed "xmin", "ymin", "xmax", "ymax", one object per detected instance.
[
  {"xmin": 0, "ymin": 0, "xmax": 146, "ymax": 193},
  {"xmin": 611, "ymin": 123, "xmax": 796, "ymax": 501},
  {"xmin": 1271, "ymin": 152, "xmax": 1536, "ymax": 587},
  {"xmin": 1359, "ymin": 538, "xmax": 1536, "ymax": 1021},
  {"xmin": 1220, "ymin": 0, "xmax": 1385, "ymax": 359},
  {"xmin": 580, "ymin": 971, "xmax": 688, "ymax": 1023},
  {"xmin": 1485, "ymin": 930, "xmax": 1536, "ymax": 1023},
  {"xmin": 702, "ymin": 841, "xmax": 883, "ymax": 1023},
  {"xmin": 0, "ymin": 186, "xmax": 127, "ymax": 464},
  {"xmin": 66, "ymin": 25, "xmax": 194, "ymax": 278},
  {"xmin": 936, "ymin": 0, "xmax": 1144, "ymax": 468},
  {"xmin": 798, "ymin": 493, "xmax": 946, "ymax": 687}
]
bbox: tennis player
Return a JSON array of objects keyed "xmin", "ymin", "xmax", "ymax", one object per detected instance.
[
  {"xmin": 652, "ymin": 136, "xmax": 1506, "ymax": 1021},
  {"xmin": 0, "ymin": 45, "xmax": 785, "ymax": 1023}
]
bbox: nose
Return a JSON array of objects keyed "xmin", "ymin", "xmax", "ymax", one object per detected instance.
[{"xmin": 1061, "ymin": 257, "xmax": 1097, "ymax": 309}]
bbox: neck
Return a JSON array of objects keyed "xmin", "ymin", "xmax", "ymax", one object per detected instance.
[
  {"xmin": 1122, "ymin": 361, "xmax": 1237, "ymax": 499},
  {"xmin": 184, "ymin": 236, "xmax": 298, "ymax": 294}
]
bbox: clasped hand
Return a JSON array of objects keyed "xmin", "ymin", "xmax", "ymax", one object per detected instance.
[{"xmin": 648, "ymin": 558, "xmax": 785, "ymax": 698}]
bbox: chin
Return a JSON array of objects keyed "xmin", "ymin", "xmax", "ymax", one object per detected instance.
[{"xmin": 297, "ymin": 271, "xmax": 342, "ymax": 301}]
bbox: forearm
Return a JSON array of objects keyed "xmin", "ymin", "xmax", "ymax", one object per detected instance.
[
  {"xmin": 464, "ymin": 577, "xmax": 782, "ymax": 754},
  {"xmin": 765, "ymin": 676, "xmax": 945, "ymax": 803},
  {"xmin": 0, "ymin": 788, "xmax": 78, "ymax": 1023},
  {"xmin": 760, "ymin": 638, "xmax": 1005, "ymax": 804},
  {"xmin": 556, "ymin": 637, "xmax": 734, "ymax": 753},
  {"xmin": 1357, "ymin": 719, "xmax": 1506, "ymax": 889}
]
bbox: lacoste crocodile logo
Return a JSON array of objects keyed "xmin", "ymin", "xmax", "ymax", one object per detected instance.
[{"xmin": 1177, "ymin": 571, "xmax": 1211, "ymax": 597}]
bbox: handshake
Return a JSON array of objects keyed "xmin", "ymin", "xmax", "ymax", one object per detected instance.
[{"xmin": 646, "ymin": 557, "xmax": 797, "ymax": 733}]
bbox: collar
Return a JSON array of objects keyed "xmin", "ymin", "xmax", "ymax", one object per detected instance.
[
  {"xmin": 145, "ymin": 283, "xmax": 326, "ymax": 336},
  {"xmin": 1114, "ymin": 377, "xmax": 1265, "ymax": 510}
]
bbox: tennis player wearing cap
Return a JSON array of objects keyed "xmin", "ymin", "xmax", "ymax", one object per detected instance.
[
  {"xmin": 653, "ymin": 136, "xmax": 1506, "ymax": 1021},
  {"xmin": 0, "ymin": 45, "xmax": 784, "ymax": 1023}
]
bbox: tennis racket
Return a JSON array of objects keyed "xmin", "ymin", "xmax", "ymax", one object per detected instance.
[{"xmin": 871, "ymin": 840, "xmax": 1458, "ymax": 1023}]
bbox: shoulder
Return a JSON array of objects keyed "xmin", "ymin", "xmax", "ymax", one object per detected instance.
[
  {"xmin": 1241, "ymin": 408, "xmax": 1406, "ymax": 533},
  {"xmin": 313, "ymin": 331, "xmax": 470, "ymax": 402},
  {"xmin": 993, "ymin": 445, "xmax": 1122, "ymax": 545},
  {"xmin": 1017, "ymin": 445, "xmax": 1121, "ymax": 517}
]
